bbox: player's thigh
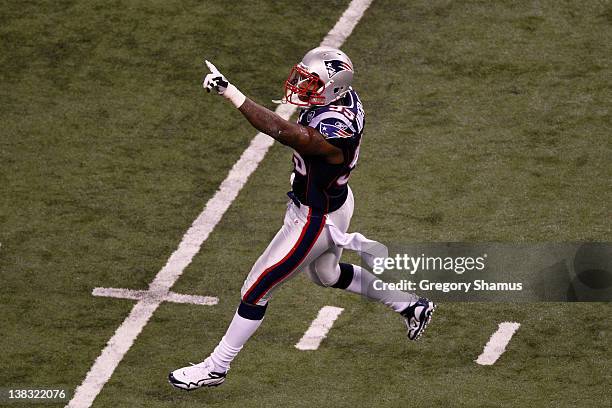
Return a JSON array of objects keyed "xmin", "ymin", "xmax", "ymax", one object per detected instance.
[
  {"xmin": 241, "ymin": 211, "xmax": 330, "ymax": 304},
  {"xmin": 253, "ymin": 227, "xmax": 334, "ymax": 300},
  {"xmin": 240, "ymin": 222, "xmax": 297, "ymax": 297}
]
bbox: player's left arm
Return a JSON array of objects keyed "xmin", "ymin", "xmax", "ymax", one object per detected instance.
[{"xmin": 202, "ymin": 60, "xmax": 343, "ymax": 163}]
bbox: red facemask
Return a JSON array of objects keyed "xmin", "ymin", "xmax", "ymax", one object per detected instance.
[{"xmin": 284, "ymin": 65, "xmax": 325, "ymax": 106}]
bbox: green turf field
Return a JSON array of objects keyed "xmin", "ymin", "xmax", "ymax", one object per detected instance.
[{"xmin": 1, "ymin": 0, "xmax": 611, "ymax": 407}]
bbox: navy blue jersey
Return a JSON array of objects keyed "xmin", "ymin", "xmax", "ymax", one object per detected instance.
[{"xmin": 290, "ymin": 88, "xmax": 365, "ymax": 214}]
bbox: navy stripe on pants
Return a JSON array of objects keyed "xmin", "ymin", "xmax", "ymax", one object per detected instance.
[{"xmin": 242, "ymin": 209, "xmax": 326, "ymax": 304}]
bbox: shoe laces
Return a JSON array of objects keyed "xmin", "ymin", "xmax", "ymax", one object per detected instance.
[{"xmin": 189, "ymin": 359, "xmax": 229, "ymax": 374}]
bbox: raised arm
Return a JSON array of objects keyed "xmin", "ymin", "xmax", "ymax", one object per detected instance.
[
  {"xmin": 202, "ymin": 60, "xmax": 343, "ymax": 163},
  {"xmin": 238, "ymin": 99, "xmax": 342, "ymax": 161}
]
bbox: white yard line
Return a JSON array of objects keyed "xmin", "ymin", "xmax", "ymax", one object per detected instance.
[
  {"xmin": 475, "ymin": 322, "xmax": 521, "ymax": 365},
  {"xmin": 66, "ymin": 1, "xmax": 374, "ymax": 407},
  {"xmin": 321, "ymin": 0, "xmax": 373, "ymax": 47},
  {"xmin": 67, "ymin": 103, "xmax": 294, "ymax": 408},
  {"xmin": 295, "ymin": 306, "xmax": 345, "ymax": 351}
]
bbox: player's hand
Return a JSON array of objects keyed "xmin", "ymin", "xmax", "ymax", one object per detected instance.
[
  {"xmin": 202, "ymin": 59, "xmax": 246, "ymax": 108},
  {"xmin": 203, "ymin": 60, "xmax": 230, "ymax": 95}
]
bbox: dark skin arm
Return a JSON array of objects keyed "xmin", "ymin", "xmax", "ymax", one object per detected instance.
[{"xmin": 238, "ymin": 98, "xmax": 344, "ymax": 164}]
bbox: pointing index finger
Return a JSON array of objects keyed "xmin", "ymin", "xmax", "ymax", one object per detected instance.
[{"xmin": 205, "ymin": 60, "xmax": 220, "ymax": 75}]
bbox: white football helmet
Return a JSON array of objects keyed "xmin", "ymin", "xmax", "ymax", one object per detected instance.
[{"xmin": 284, "ymin": 46, "xmax": 354, "ymax": 107}]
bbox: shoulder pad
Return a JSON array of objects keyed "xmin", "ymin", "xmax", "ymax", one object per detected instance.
[{"xmin": 316, "ymin": 117, "xmax": 354, "ymax": 139}]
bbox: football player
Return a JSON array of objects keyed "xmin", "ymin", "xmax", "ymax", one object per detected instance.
[{"xmin": 169, "ymin": 47, "xmax": 435, "ymax": 390}]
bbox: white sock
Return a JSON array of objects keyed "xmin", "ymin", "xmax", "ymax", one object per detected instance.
[
  {"xmin": 209, "ymin": 308, "xmax": 264, "ymax": 373},
  {"xmin": 343, "ymin": 264, "xmax": 418, "ymax": 312},
  {"xmin": 209, "ymin": 336, "xmax": 241, "ymax": 373}
]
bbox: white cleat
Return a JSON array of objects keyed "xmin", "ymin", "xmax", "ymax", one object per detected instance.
[{"xmin": 168, "ymin": 357, "xmax": 226, "ymax": 390}]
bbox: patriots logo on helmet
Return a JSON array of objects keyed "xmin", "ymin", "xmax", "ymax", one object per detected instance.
[{"xmin": 324, "ymin": 59, "xmax": 353, "ymax": 79}]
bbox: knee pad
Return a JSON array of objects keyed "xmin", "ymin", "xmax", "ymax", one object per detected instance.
[
  {"xmin": 315, "ymin": 264, "xmax": 342, "ymax": 287},
  {"xmin": 305, "ymin": 264, "xmax": 327, "ymax": 287},
  {"xmin": 237, "ymin": 300, "xmax": 268, "ymax": 320}
]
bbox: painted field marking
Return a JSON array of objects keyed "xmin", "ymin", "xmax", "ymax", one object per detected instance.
[
  {"xmin": 295, "ymin": 306, "xmax": 345, "ymax": 351},
  {"xmin": 475, "ymin": 322, "xmax": 521, "ymax": 365},
  {"xmin": 67, "ymin": 1, "xmax": 374, "ymax": 407},
  {"xmin": 67, "ymin": 104, "xmax": 295, "ymax": 408},
  {"xmin": 92, "ymin": 287, "xmax": 218, "ymax": 306}
]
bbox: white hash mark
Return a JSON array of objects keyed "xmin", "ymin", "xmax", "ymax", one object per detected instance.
[
  {"xmin": 295, "ymin": 306, "xmax": 344, "ymax": 351},
  {"xmin": 475, "ymin": 322, "xmax": 521, "ymax": 365},
  {"xmin": 92, "ymin": 287, "xmax": 218, "ymax": 306}
]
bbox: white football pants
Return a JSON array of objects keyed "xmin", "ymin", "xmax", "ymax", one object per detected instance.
[{"xmin": 241, "ymin": 188, "xmax": 354, "ymax": 306}]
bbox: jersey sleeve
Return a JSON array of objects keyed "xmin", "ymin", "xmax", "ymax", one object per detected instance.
[
  {"xmin": 301, "ymin": 101, "xmax": 362, "ymax": 149},
  {"xmin": 317, "ymin": 118, "xmax": 357, "ymax": 156},
  {"xmin": 305, "ymin": 113, "xmax": 355, "ymax": 153},
  {"xmin": 316, "ymin": 117, "xmax": 354, "ymax": 140}
]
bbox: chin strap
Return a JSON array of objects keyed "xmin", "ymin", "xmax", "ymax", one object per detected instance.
[
  {"xmin": 319, "ymin": 79, "xmax": 335, "ymax": 93},
  {"xmin": 314, "ymin": 80, "xmax": 335, "ymax": 104}
]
